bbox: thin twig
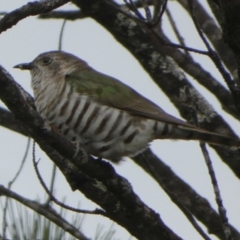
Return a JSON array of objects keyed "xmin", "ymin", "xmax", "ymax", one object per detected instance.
[
  {"xmin": 200, "ymin": 143, "xmax": 233, "ymax": 240},
  {"xmin": 9, "ymin": 138, "xmax": 31, "ymax": 187},
  {"xmin": 151, "ymin": 29, "xmax": 209, "ymax": 55},
  {"xmin": 177, "ymin": 0, "xmax": 238, "ymax": 81},
  {"xmin": 0, "ymin": 185, "xmax": 90, "ymax": 240},
  {"xmin": 127, "ymin": 0, "xmax": 145, "ymax": 20},
  {"xmin": 2, "ymin": 138, "xmax": 31, "ymax": 239},
  {"xmin": 32, "ymin": 142, "xmax": 105, "ymax": 216},
  {"xmin": 184, "ymin": 86, "xmax": 233, "ymax": 240},
  {"xmin": 45, "ymin": 163, "xmax": 57, "ymax": 205},
  {"xmin": 140, "ymin": 152, "xmax": 212, "ymax": 240},
  {"xmin": 39, "ymin": 0, "xmax": 153, "ymax": 21},
  {"xmin": 105, "ymin": 0, "xmax": 146, "ymax": 23},
  {"xmin": 107, "ymin": 0, "xmax": 209, "ymax": 55},
  {"xmin": 166, "ymin": 8, "xmax": 191, "ymax": 58},
  {"xmin": 58, "ymin": 19, "xmax": 67, "ymax": 51},
  {"xmin": 152, "ymin": 0, "xmax": 162, "ymax": 25},
  {"xmin": 187, "ymin": 0, "xmax": 240, "ymax": 113},
  {"xmin": 151, "ymin": 0, "xmax": 168, "ymax": 27},
  {"xmin": 140, "ymin": 0, "xmax": 152, "ymax": 22}
]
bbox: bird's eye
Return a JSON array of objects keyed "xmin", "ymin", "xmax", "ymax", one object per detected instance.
[{"xmin": 42, "ymin": 57, "xmax": 52, "ymax": 65}]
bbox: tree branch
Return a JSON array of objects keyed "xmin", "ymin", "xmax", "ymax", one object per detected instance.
[
  {"xmin": 72, "ymin": 0, "xmax": 240, "ymax": 179},
  {"xmin": 133, "ymin": 149, "xmax": 240, "ymax": 240},
  {"xmin": 0, "ymin": 0, "xmax": 70, "ymax": 34},
  {"xmin": 177, "ymin": 0, "xmax": 238, "ymax": 80},
  {"xmin": 0, "ymin": 66, "xmax": 182, "ymax": 240},
  {"xmin": 1, "ymin": 103, "xmax": 239, "ymax": 239},
  {"xmin": 0, "ymin": 185, "xmax": 90, "ymax": 240},
  {"xmin": 0, "ymin": 107, "xmax": 28, "ymax": 136}
]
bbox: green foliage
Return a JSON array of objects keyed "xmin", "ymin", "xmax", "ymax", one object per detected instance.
[
  {"xmin": 3, "ymin": 199, "xmax": 123, "ymax": 240},
  {"xmin": 6, "ymin": 199, "xmax": 78, "ymax": 240}
]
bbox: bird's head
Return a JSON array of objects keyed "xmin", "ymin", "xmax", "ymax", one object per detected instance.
[{"xmin": 14, "ymin": 51, "xmax": 89, "ymax": 81}]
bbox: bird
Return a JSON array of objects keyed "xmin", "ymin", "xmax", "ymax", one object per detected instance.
[{"xmin": 14, "ymin": 51, "xmax": 240, "ymax": 163}]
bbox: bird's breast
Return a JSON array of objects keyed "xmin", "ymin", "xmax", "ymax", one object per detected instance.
[{"xmin": 34, "ymin": 83, "xmax": 158, "ymax": 162}]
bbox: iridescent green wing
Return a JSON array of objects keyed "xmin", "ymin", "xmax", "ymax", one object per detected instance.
[{"xmin": 66, "ymin": 69, "xmax": 195, "ymax": 128}]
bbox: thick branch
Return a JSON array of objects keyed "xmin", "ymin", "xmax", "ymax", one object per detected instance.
[
  {"xmin": 72, "ymin": 0, "xmax": 240, "ymax": 179},
  {"xmin": 1, "ymin": 104, "xmax": 239, "ymax": 239},
  {"xmin": 133, "ymin": 149, "xmax": 240, "ymax": 240},
  {"xmin": 0, "ymin": 66, "xmax": 181, "ymax": 240},
  {"xmin": 37, "ymin": 8, "xmax": 240, "ymax": 120}
]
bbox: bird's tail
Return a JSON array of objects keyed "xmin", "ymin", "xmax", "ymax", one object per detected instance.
[{"xmin": 156, "ymin": 124, "xmax": 240, "ymax": 148}]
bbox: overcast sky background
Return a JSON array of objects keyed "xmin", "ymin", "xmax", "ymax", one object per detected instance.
[{"xmin": 0, "ymin": 1, "xmax": 240, "ymax": 239}]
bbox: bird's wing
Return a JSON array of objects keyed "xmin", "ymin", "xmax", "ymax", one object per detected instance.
[{"xmin": 66, "ymin": 69, "xmax": 197, "ymax": 129}]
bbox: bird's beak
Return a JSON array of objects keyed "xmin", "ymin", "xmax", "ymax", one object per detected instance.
[{"xmin": 13, "ymin": 62, "xmax": 33, "ymax": 70}]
